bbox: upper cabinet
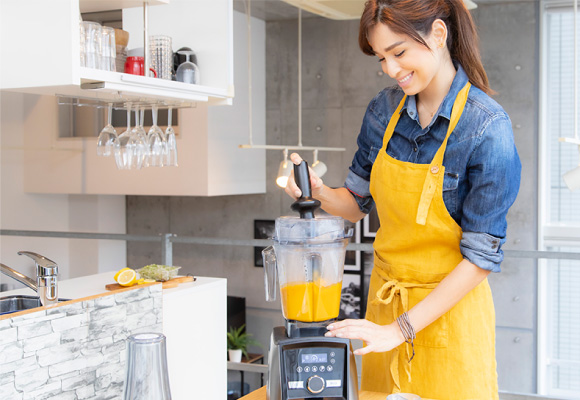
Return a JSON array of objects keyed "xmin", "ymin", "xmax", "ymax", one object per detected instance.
[{"xmin": 0, "ymin": 0, "xmax": 233, "ymax": 105}]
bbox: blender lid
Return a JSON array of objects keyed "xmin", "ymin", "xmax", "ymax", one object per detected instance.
[{"xmin": 274, "ymin": 216, "xmax": 351, "ymax": 243}]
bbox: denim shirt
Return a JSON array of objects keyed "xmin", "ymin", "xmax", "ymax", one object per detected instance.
[{"xmin": 345, "ymin": 64, "xmax": 521, "ymax": 273}]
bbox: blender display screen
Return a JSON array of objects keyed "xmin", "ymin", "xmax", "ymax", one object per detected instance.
[{"xmin": 301, "ymin": 353, "xmax": 327, "ymax": 363}]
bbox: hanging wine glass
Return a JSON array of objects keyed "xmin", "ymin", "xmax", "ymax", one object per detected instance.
[
  {"xmin": 129, "ymin": 106, "xmax": 148, "ymax": 170},
  {"xmin": 147, "ymin": 105, "xmax": 167, "ymax": 167},
  {"xmin": 165, "ymin": 107, "xmax": 178, "ymax": 167},
  {"xmin": 139, "ymin": 107, "xmax": 151, "ymax": 168},
  {"xmin": 97, "ymin": 103, "xmax": 117, "ymax": 156},
  {"xmin": 114, "ymin": 103, "xmax": 133, "ymax": 170}
]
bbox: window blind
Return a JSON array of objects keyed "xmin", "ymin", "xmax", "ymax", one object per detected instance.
[
  {"xmin": 544, "ymin": 5, "xmax": 580, "ymax": 396},
  {"xmin": 547, "ymin": 11, "xmax": 580, "ymax": 224}
]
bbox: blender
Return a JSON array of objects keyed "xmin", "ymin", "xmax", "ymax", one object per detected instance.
[{"xmin": 262, "ymin": 161, "xmax": 359, "ymax": 400}]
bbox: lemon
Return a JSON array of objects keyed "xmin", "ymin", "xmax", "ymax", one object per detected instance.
[
  {"xmin": 117, "ymin": 269, "xmax": 137, "ymax": 287},
  {"xmin": 137, "ymin": 278, "xmax": 156, "ymax": 285},
  {"xmin": 114, "ymin": 267, "xmax": 131, "ymax": 282}
]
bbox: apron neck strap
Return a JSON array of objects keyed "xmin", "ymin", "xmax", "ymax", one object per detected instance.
[
  {"xmin": 381, "ymin": 83, "xmax": 472, "ymax": 156},
  {"xmin": 430, "ymin": 82, "xmax": 472, "ymax": 168},
  {"xmin": 416, "ymin": 82, "xmax": 471, "ymax": 225},
  {"xmin": 381, "ymin": 94, "xmax": 407, "ymax": 151}
]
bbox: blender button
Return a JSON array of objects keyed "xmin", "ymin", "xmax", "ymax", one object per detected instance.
[
  {"xmin": 320, "ymin": 366, "xmax": 325, "ymax": 372},
  {"xmin": 297, "ymin": 366, "xmax": 303, "ymax": 373},
  {"xmin": 288, "ymin": 381, "xmax": 304, "ymax": 389},
  {"xmin": 330, "ymin": 352, "xmax": 335, "ymax": 357},
  {"xmin": 312, "ymin": 366, "xmax": 317, "ymax": 372},
  {"xmin": 330, "ymin": 359, "xmax": 336, "ymax": 364},
  {"xmin": 304, "ymin": 366, "xmax": 310, "ymax": 373},
  {"xmin": 326, "ymin": 379, "xmax": 342, "ymax": 388},
  {"xmin": 327, "ymin": 365, "xmax": 333, "ymax": 372}
]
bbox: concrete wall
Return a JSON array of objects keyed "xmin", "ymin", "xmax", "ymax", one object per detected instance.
[{"xmin": 126, "ymin": 1, "xmax": 539, "ymax": 395}]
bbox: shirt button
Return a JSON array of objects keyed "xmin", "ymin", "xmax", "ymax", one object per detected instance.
[
  {"xmin": 430, "ymin": 165, "xmax": 439, "ymax": 174},
  {"xmin": 414, "ymin": 147, "xmax": 418, "ymax": 152}
]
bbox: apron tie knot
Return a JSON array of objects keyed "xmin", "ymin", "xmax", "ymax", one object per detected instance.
[{"xmin": 370, "ymin": 275, "xmax": 414, "ymax": 389}]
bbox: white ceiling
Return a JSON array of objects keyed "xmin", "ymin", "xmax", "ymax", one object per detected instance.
[{"xmin": 232, "ymin": 0, "xmax": 539, "ymax": 22}]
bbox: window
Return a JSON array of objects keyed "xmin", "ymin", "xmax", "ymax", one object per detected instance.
[{"xmin": 540, "ymin": 2, "xmax": 580, "ymax": 398}]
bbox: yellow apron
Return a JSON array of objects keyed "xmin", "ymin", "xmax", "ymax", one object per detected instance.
[{"xmin": 362, "ymin": 83, "xmax": 498, "ymax": 400}]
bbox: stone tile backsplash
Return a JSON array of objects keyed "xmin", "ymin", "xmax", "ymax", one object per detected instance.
[{"xmin": 0, "ymin": 284, "xmax": 162, "ymax": 400}]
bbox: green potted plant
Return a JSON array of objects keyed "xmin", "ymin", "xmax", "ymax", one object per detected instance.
[{"xmin": 227, "ymin": 324, "xmax": 260, "ymax": 362}]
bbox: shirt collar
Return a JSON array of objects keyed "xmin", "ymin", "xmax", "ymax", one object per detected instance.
[{"xmin": 403, "ymin": 62, "xmax": 469, "ymax": 123}]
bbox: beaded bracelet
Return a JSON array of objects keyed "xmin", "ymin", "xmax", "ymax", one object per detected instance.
[{"xmin": 396, "ymin": 312, "xmax": 416, "ymax": 363}]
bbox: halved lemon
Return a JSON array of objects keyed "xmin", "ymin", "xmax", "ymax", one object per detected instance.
[
  {"xmin": 114, "ymin": 267, "xmax": 131, "ymax": 282},
  {"xmin": 117, "ymin": 269, "xmax": 137, "ymax": 287}
]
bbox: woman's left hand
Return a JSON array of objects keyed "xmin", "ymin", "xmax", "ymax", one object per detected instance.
[{"xmin": 325, "ymin": 319, "xmax": 405, "ymax": 355}]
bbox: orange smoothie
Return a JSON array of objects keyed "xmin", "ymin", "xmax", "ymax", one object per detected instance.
[{"xmin": 280, "ymin": 281, "xmax": 342, "ymax": 322}]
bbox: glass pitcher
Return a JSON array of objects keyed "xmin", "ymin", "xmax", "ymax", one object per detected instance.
[{"xmin": 263, "ymin": 216, "xmax": 350, "ymax": 323}]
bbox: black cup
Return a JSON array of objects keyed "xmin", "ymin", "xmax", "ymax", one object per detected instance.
[{"xmin": 173, "ymin": 47, "xmax": 198, "ymax": 73}]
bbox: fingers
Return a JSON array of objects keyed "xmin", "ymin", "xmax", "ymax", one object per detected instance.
[
  {"xmin": 285, "ymin": 153, "xmax": 324, "ymax": 199},
  {"xmin": 290, "ymin": 152, "xmax": 303, "ymax": 165},
  {"xmin": 324, "ymin": 319, "xmax": 395, "ymax": 355},
  {"xmin": 284, "ymin": 170, "xmax": 301, "ymax": 199},
  {"xmin": 325, "ymin": 319, "xmax": 366, "ymax": 340},
  {"xmin": 354, "ymin": 345, "xmax": 374, "ymax": 356}
]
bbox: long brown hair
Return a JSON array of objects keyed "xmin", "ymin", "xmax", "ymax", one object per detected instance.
[{"xmin": 358, "ymin": 0, "xmax": 492, "ymax": 94}]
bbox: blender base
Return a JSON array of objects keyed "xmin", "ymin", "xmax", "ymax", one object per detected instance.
[{"xmin": 267, "ymin": 326, "xmax": 359, "ymax": 400}]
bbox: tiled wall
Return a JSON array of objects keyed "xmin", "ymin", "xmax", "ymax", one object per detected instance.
[{"xmin": 0, "ymin": 285, "xmax": 162, "ymax": 400}]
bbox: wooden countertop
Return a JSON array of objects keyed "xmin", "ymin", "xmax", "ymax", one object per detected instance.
[
  {"xmin": 239, "ymin": 386, "xmax": 389, "ymax": 400},
  {"xmin": 240, "ymin": 386, "xmax": 436, "ymax": 400}
]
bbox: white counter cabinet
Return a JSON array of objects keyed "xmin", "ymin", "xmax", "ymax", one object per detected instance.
[
  {"xmin": 1, "ymin": 272, "xmax": 228, "ymax": 400},
  {"xmin": 0, "ymin": 0, "xmax": 233, "ymax": 105}
]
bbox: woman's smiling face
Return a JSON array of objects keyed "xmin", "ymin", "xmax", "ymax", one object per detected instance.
[{"xmin": 368, "ymin": 22, "xmax": 440, "ymax": 95}]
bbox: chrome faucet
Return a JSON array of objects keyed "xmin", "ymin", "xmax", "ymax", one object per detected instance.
[{"xmin": 0, "ymin": 251, "xmax": 59, "ymax": 306}]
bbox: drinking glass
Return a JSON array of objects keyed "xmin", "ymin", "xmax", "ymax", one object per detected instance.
[
  {"xmin": 83, "ymin": 21, "xmax": 101, "ymax": 69},
  {"xmin": 100, "ymin": 26, "xmax": 116, "ymax": 71},
  {"xmin": 97, "ymin": 103, "xmax": 117, "ymax": 157},
  {"xmin": 129, "ymin": 107, "xmax": 148, "ymax": 170},
  {"xmin": 79, "ymin": 16, "xmax": 86, "ymax": 67},
  {"xmin": 114, "ymin": 103, "xmax": 133, "ymax": 170},
  {"xmin": 165, "ymin": 108, "xmax": 178, "ymax": 167},
  {"xmin": 147, "ymin": 105, "xmax": 166, "ymax": 167},
  {"xmin": 149, "ymin": 35, "xmax": 173, "ymax": 80},
  {"xmin": 175, "ymin": 50, "xmax": 199, "ymax": 84},
  {"xmin": 123, "ymin": 332, "xmax": 172, "ymax": 400}
]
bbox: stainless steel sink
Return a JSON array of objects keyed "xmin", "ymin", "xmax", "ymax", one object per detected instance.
[{"xmin": 0, "ymin": 295, "xmax": 71, "ymax": 315}]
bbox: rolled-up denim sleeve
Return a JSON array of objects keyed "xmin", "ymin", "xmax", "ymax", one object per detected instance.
[
  {"xmin": 460, "ymin": 232, "xmax": 505, "ymax": 273},
  {"xmin": 344, "ymin": 170, "xmax": 375, "ymax": 214},
  {"xmin": 460, "ymin": 113, "xmax": 521, "ymax": 273},
  {"xmin": 344, "ymin": 94, "xmax": 388, "ymax": 214}
]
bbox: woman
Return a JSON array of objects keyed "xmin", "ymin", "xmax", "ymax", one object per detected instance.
[{"xmin": 285, "ymin": 0, "xmax": 521, "ymax": 399}]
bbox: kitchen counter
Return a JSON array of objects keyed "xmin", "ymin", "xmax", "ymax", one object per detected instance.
[
  {"xmin": 1, "ymin": 271, "xmax": 228, "ymax": 400},
  {"xmin": 0, "ymin": 271, "xmax": 222, "ymax": 300},
  {"xmin": 240, "ymin": 386, "xmax": 435, "ymax": 400},
  {"xmin": 239, "ymin": 386, "xmax": 390, "ymax": 400}
]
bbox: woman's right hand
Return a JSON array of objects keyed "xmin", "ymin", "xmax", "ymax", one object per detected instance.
[{"xmin": 284, "ymin": 153, "xmax": 325, "ymax": 200}]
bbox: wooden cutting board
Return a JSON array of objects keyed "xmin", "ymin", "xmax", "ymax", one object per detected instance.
[{"xmin": 105, "ymin": 275, "xmax": 195, "ymax": 291}]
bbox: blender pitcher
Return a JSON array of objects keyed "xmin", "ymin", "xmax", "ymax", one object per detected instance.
[{"xmin": 263, "ymin": 161, "xmax": 351, "ymax": 324}]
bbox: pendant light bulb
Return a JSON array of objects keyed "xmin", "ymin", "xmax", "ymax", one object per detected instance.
[
  {"xmin": 311, "ymin": 149, "xmax": 327, "ymax": 178},
  {"xmin": 276, "ymin": 149, "xmax": 293, "ymax": 188},
  {"xmin": 563, "ymin": 146, "xmax": 580, "ymax": 191}
]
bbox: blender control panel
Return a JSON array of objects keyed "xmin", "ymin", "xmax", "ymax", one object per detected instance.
[{"xmin": 281, "ymin": 344, "xmax": 346, "ymax": 399}]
